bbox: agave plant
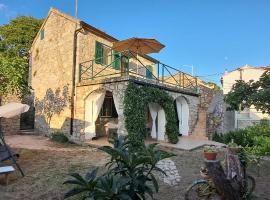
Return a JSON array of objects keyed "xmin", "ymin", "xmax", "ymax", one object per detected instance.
[{"xmin": 64, "ymin": 136, "xmax": 174, "ymax": 200}]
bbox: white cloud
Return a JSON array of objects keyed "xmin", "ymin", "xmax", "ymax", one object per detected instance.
[{"xmin": 0, "ymin": 3, "xmax": 7, "ymax": 10}]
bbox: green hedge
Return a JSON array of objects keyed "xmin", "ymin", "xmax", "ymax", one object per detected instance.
[
  {"xmin": 124, "ymin": 83, "xmax": 179, "ymax": 144},
  {"xmin": 50, "ymin": 132, "xmax": 69, "ymax": 143}
]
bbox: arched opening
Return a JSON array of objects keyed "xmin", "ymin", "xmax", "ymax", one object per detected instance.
[
  {"xmin": 148, "ymin": 103, "xmax": 166, "ymax": 141},
  {"xmin": 175, "ymin": 96, "xmax": 189, "ymax": 136},
  {"xmin": 84, "ymin": 90, "xmax": 118, "ymax": 140}
]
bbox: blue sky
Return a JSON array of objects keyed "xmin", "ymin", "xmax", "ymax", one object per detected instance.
[{"xmin": 1, "ymin": 0, "xmax": 270, "ymax": 84}]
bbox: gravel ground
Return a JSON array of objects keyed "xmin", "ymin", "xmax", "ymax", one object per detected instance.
[{"xmin": 0, "ymin": 144, "xmax": 269, "ymax": 200}]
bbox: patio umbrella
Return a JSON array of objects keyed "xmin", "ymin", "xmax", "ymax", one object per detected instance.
[
  {"xmin": 112, "ymin": 37, "xmax": 165, "ymax": 55},
  {"xmin": 112, "ymin": 38, "xmax": 165, "ymax": 73},
  {"xmin": 0, "ymin": 102, "xmax": 30, "ymax": 118}
]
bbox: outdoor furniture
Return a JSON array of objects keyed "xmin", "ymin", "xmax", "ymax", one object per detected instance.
[
  {"xmin": 104, "ymin": 121, "xmax": 118, "ymax": 138},
  {"xmin": 0, "ymin": 166, "xmax": 15, "ymax": 185},
  {"xmin": 0, "ymin": 102, "xmax": 30, "ymax": 177}
]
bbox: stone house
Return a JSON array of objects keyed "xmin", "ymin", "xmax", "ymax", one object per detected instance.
[
  {"xmin": 221, "ymin": 65, "xmax": 270, "ymax": 129},
  {"xmin": 30, "ymin": 8, "xmax": 207, "ymax": 143}
]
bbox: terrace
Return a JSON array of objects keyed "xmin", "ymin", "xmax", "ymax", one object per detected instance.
[{"xmin": 78, "ymin": 44, "xmax": 198, "ymax": 94}]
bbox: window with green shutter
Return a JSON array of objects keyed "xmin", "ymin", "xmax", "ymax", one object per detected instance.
[
  {"xmin": 112, "ymin": 51, "xmax": 121, "ymax": 70},
  {"xmin": 95, "ymin": 41, "xmax": 103, "ymax": 64},
  {"xmin": 40, "ymin": 29, "xmax": 44, "ymax": 40},
  {"xmin": 146, "ymin": 65, "xmax": 153, "ymax": 79}
]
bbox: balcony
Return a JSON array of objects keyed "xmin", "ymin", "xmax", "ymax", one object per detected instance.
[{"xmin": 78, "ymin": 49, "xmax": 198, "ymax": 94}]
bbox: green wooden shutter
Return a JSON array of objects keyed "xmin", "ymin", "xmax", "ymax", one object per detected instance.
[
  {"xmin": 112, "ymin": 50, "xmax": 121, "ymax": 70},
  {"xmin": 95, "ymin": 41, "xmax": 103, "ymax": 64},
  {"xmin": 146, "ymin": 65, "xmax": 153, "ymax": 79}
]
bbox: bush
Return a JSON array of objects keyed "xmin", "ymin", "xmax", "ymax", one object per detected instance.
[
  {"xmin": 212, "ymin": 123, "xmax": 270, "ymax": 156},
  {"xmin": 50, "ymin": 132, "xmax": 69, "ymax": 143},
  {"xmin": 63, "ymin": 136, "xmax": 174, "ymax": 199}
]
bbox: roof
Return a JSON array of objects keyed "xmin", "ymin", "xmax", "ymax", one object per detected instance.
[
  {"xmin": 30, "ymin": 8, "xmax": 158, "ymax": 63},
  {"xmin": 222, "ymin": 64, "xmax": 270, "ymax": 77}
]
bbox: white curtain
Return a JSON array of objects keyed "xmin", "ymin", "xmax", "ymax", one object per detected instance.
[
  {"xmin": 113, "ymin": 93, "xmax": 123, "ymax": 115},
  {"xmin": 84, "ymin": 91, "xmax": 106, "ymax": 139},
  {"xmin": 149, "ymin": 103, "xmax": 159, "ymax": 139}
]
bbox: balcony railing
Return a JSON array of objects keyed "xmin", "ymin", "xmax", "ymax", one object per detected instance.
[{"xmin": 79, "ymin": 50, "xmax": 198, "ymax": 92}]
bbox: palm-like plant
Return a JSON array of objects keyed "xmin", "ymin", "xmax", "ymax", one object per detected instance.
[{"xmin": 64, "ymin": 136, "xmax": 174, "ymax": 200}]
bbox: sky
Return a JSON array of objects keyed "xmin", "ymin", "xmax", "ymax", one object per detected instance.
[{"xmin": 1, "ymin": 0, "xmax": 270, "ymax": 85}]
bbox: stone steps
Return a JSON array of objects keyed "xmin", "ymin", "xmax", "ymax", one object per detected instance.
[
  {"xmin": 19, "ymin": 129, "xmax": 38, "ymax": 135},
  {"xmin": 192, "ymin": 109, "xmax": 208, "ymax": 140}
]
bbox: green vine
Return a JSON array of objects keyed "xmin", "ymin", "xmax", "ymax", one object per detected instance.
[{"xmin": 124, "ymin": 83, "xmax": 179, "ymax": 144}]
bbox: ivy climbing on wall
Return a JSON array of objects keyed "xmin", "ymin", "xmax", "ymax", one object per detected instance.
[{"xmin": 124, "ymin": 82, "xmax": 179, "ymax": 144}]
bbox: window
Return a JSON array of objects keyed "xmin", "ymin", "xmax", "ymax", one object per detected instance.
[
  {"xmin": 146, "ymin": 65, "xmax": 153, "ymax": 79},
  {"xmin": 99, "ymin": 95, "xmax": 118, "ymax": 118},
  {"xmin": 40, "ymin": 29, "xmax": 44, "ymax": 40},
  {"xmin": 95, "ymin": 41, "xmax": 112, "ymax": 65},
  {"xmin": 112, "ymin": 50, "xmax": 121, "ymax": 70}
]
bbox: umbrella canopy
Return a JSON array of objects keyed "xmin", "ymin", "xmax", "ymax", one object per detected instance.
[
  {"xmin": 112, "ymin": 37, "xmax": 165, "ymax": 55},
  {"xmin": 0, "ymin": 102, "xmax": 30, "ymax": 118}
]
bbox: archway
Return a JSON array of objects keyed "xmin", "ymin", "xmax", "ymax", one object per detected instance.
[
  {"xmin": 148, "ymin": 103, "xmax": 166, "ymax": 141},
  {"xmin": 175, "ymin": 96, "xmax": 189, "ymax": 136}
]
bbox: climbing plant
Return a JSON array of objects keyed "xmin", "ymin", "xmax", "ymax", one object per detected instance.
[{"xmin": 124, "ymin": 83, "xmax": 179, "ymax": 144}]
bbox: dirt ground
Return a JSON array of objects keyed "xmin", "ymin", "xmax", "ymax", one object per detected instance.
[{"xmin": 0, "ymin": 142, "xmax": 269, "ymax": 200}]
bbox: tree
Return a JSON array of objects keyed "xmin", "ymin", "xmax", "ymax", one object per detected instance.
[
  {"xmin": 225, "ymin": 71, "xmax": 270, "ymax": 115},
  {"xmin": 0, "ymin": 16, "xmax": 43, "ymax": 98}
]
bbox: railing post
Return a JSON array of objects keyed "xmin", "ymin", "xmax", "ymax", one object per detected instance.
[
  {"xmin": 179, "ymin": 72, "xmax": 181, "ymax": 88},
  {"xmin": 195, "ymin": 76, "xmax": 198, "ymax": 92},
  {"xmin": 91, "ymin": 60, "xmax": 94, "ymax": 80},
  {"xmin": 162, "ymin": 64, "xmax": 164, "ymax": 83},
  {"xmin": 157, "ymin": 62, "xmax": 160, "ymax": 82}
]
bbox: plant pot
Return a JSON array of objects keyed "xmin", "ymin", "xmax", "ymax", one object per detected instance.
[
  {"xmin": 204, "ymin": 152, "xmax": 217, "ymax": 160},
  {"xmin": 227, "ymin": 147, "xmax": 242, "ymax": 154}
]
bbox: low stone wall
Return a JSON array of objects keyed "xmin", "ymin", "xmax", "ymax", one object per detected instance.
[{"xmin": 0, "ymin": 95, "xmax": 21, "ymax": 135}]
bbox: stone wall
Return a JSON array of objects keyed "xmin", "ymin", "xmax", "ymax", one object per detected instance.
[
  {"xmin": 30, "ymin": 10, "xmax": 77, "ymax": 135},
  {"xmin": 73, "ymin": 80, "xmax": 128, "ymax": 142},
  {"xmin": 0, "ymin": 95, "xmax": 21, "ymax": 135}
]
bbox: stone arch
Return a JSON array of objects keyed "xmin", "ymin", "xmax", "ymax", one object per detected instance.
[
  {"xmin": 175, "ymin": 96, "xmax": 190, "ymax": 136},
  {"xmin": 84, "ymin": 88, "xmax": 106, "ymax": 139}
]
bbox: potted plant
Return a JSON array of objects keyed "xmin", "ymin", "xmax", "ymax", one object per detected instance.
[
  {"xmin": 227, "ymin": 139, "xmax": 242, "ymax": 154},
  {"xmin": 203, "ymin": 145, "xmax": 218, "ymax": 160}
]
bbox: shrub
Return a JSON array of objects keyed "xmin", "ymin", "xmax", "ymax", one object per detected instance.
[
  {"xmin": 212, "ymin": 123, "xmax": 270, "ymax": 156},
  {"xmin": 50, "ymin": 132, "xmax": 69, "ymax": 143},
  {"xmin": 63, "ymin": 136, "xmax": 175, "ymax": 199}
]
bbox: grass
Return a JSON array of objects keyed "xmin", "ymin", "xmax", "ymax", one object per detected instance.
[{"xmin": 0, "ymin": 147, "xmax": 269, "ymax": 200}]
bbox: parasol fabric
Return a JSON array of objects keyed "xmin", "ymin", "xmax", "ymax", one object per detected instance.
[
  {"xmin": 112, "ymin": 37, "xmax": 165, "ymax": 55},
  {"xmin": 0, "ymin": 102, "xmax": 30, "ymax": 118}
]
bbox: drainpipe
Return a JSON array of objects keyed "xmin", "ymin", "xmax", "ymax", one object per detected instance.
[{"xmin": 70, "ymin": 23, "xmax": 83, "ymax": 135}]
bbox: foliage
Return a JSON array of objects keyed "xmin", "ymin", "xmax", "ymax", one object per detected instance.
[
  {"xmin": 203, "ymin": 145, "xmax": 217, "ymax": 153},
  {"xmin": 212, "ymin": 122, "xmax": 270, "ymax": 156},
  {"xmin": 51, "ymin": 132, "xmax": 69, "ymax": 143},
  {"xmin": 124, "ymin": 83, "xmax": 179, "ymax": 144},
  {"xmin": 64, "ymin": 136, "xmax": 175, "ymax": 199},
  {"xmin": 205, "ymin": 81, "xmax": 222, "ymax": 92},
  {"xmin": 0, "ymin": 55, "xmax": 28, "ymax": 97},
  {"xmin": 0, "ymin": 16, "xmax": 43, "ymax": 57},
  {"xmin": 225, "ymin": 71, "xmax": 270, "ymax": 115},
  {"xmin": 0, "ymin": 16, "xmax": 42, "ymax": 97}
]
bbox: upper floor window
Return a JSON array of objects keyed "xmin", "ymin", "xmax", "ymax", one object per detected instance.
[
  {"xmin": 146, "ymin": 65, "xmax": 153, "ymax": 79},
  {"xmin": 40, "ymin": 29, "xmax": 44, "ymax": 40}
]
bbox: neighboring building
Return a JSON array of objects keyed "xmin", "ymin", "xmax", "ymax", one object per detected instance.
[
  {"xmin": 221, "ymin": 65, "xmax": 270, "ymax": 129},
  {"xmin": 30, "ymin": 8, "xmax": 210, "ymax": 143}
]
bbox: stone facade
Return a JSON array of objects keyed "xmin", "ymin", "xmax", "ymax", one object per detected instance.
[{"xmin": 30, "ymin": 8, "xmax": 201, "ymax": 143}]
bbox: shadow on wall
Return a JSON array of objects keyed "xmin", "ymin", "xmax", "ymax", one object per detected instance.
[{"xmin": 34, "ymin": 86, "xmax": 70, "ymax": 134}]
